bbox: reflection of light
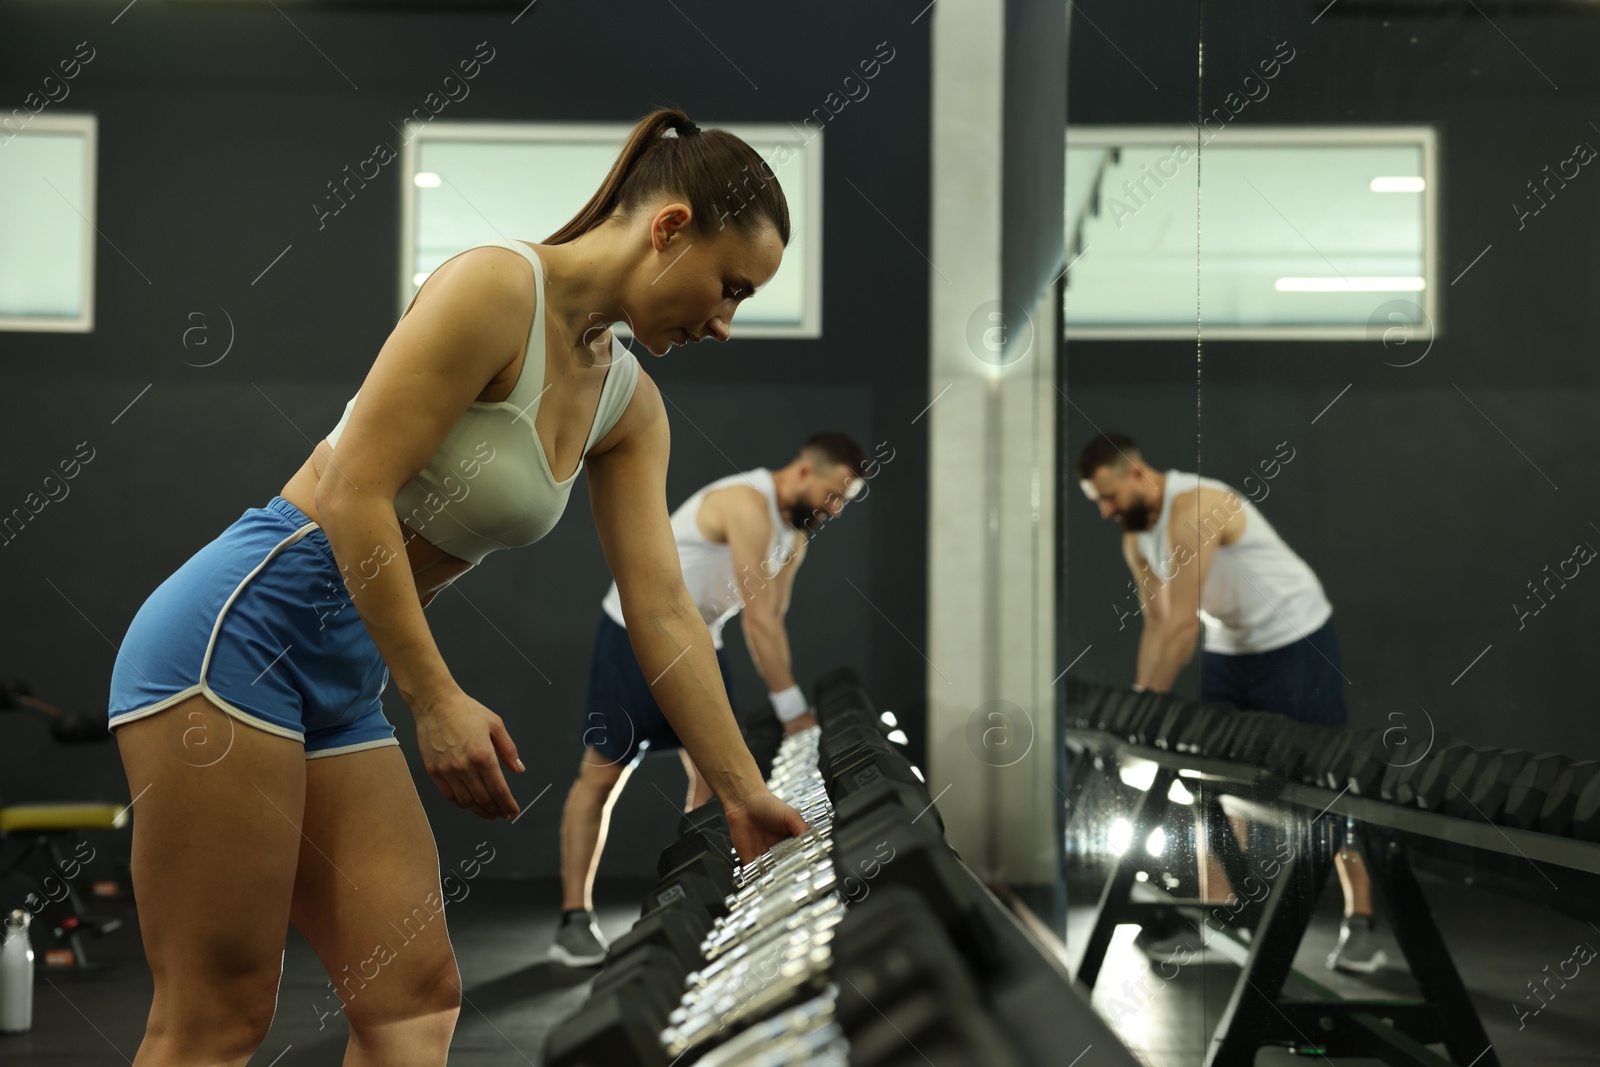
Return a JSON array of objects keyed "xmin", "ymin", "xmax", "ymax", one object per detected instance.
[
  {"xmin": 886, "ymin": 729, "xmax": 909, "ymax": 746},
  {"xmin": 1109, "ymin": 818, "xmax": 1133, "ymax": 856},
  {"xmin": 1146, "ymin": 827, "xmax": 1166, "ymax": 856},
  {"xmin": 1274, "ymin": 276, "xmax": 1425, "ymax": 292},
  {"xmin": 1135, "ymin": 870, "xmax": 1149, "ymax": 882},
  {"xmin": 1168, "ymin": 779, "xmax": 1195, "ymax": 806},
  {"xmin": 909, "ymin": 765, "xmax": 926, "ymax": 783},
  {"xmin": 1118, "ymin": 762, "xmax": 1158, "ymax": 792},
  {"xmin": 1370, "ymin": 176, "xmax": 1425, "ymax": 193},
  {"xmin": 412, "ymin": 272, "xmax": 430, "ymax": 288},
  {"xmin": 880, "ymin": 711, "xmax": 899, "ymax": 728},
  {"xmin": 414, "ymin": 172, "xmax": 442, "ymax": 188}
]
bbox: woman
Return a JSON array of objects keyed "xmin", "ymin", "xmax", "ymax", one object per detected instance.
[{"xmin": 106, "ymin": 108, "xmax": 808, "ymax": 1066}]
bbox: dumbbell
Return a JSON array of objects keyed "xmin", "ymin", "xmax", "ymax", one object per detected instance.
[
  {"xmin": 1153, "ymin": 702, "xmax": 1197, "ymax": 751},
  {"xmin": 591, "ymin": 943, "xmax": 689, "ymax": 1016},
  {"xmin": 1174, "ymin": 706, "xmax": 1221, "ymax": 755},
  {"xmin": 544, "ymin": 984, "xmax": 675, "ymax": 1067},
  {"xmin": 832, "ymin": 885, "xmax": 1024, "ymax": 1067},
  {"xmin": 1502, "ymin": 754, "xmax": 1573, "ymax": 830},
  {"xmin": 1262, "ymin": 722, "xmax": 1314, "ymax": 779},
  {"xmin": 1377, "ymin": 731, "xmax": 1454, "ymax": 805},
  {"xmin": 679, "ymin": 798, "xmax": 728, "ymax": 838},
  {"xmin": 1328, "ymin": 728, "xmax": 1386, "ymax": 796},
  {"xmin": 1569, "ymin": 772, "xmax": 1600, "ymax": 842},
  {"xmin": 657, "ymin": 827, "xmax": 736, "ymax": 878},
  {"xmin": 1538, "ymin": 761, "xmax": 1600, "ymax": 837},
  {"xmin": 643, "ymin": 853, "xmax": 735, "ymax": 923},
  {"xmin": 1224, "ymin": 711, "xmax": 1278, "ymax": 764},
  {"xmin": 832, "ymin": 774, "xmax": 943, "ymax": 837},
  {"xmin": 604, "ymin": 904, "xmax": 713, "ymax": 973},
  {"xmin": 1447, "ymin": 749, "xmax": 1530, "ymax": 821},
  {"xmin": 1412, "ymin": 741, "xmax": 1478, "ymax": 812},
  {"xmin": 1123, "ymin": 695, "xmax": 1166, "ymax": 746}
]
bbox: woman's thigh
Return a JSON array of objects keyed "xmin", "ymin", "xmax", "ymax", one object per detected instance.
[
  {"xmin": 290, "ymin": 744, "xmax": 460, "ymax": 1031},
  {"xmin": 115, "ymin": 694, "xmax": 307, "ymax": 1018}
]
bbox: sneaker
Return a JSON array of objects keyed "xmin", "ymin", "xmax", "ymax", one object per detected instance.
[
  {"xmin": 549, "ymin": 910, "xmax": 608, "ymax": 967},
  {"xmin": 1328, "ymin": 915, "xmax": 1388, "ymax": 975}
]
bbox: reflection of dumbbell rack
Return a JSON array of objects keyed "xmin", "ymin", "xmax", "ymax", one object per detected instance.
[
  {"xmin": 1063, "ymin": 675, "xmax": 1600, "ymax": 1067},
  {"xmin": 546, "ymin": 668, "xmax": 1145, "ymax": 1066},
  {"xmin": 0, "ymin": 676, "xmax": 130, "ymax": 970}
]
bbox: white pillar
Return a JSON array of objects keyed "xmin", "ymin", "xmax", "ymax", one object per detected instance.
[{"xmin": 926, "ymin": 0, "xmax": 1060, "ymax": 883}]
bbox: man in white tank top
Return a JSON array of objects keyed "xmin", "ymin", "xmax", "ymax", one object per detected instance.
[
  {"xmin": 550, "ymin": 432, "xmax": 872, "ymax": 966},
  {"xmin": 1076, "ymin": 432, "xmax": 1385, "ymax": 976}
]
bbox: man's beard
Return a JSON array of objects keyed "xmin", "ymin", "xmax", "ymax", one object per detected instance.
[
  {"xmin": 1119, "ymin": 500, "xmax": 1152, "ymax": 532},
  {"xmin": 787, "ymin": 502, "xmax": 819, "ymax": 531}
]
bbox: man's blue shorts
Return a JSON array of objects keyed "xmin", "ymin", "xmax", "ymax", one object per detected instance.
[
  {"xmin": 582, "ymin": 614, "xmax": 734, "ymax": 766},
  {"xmin": 107, "ymin": 496, "xmax": 398, "ymax": 758},
  {"xmin": 1200, "ymin": 618, "xmax": 1348, "ymax": 727}
]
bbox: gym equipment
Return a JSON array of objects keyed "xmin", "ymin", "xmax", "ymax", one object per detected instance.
[
  {"xmin": 1447, "ymin": 749, "xmax": 1530, "ymax": 821},
  {"xmin": 1568, "ymin": 771, "xmax": 1600, "ymax": 842},
  {"xmin": 642, "ymin": 853, "xmax": 735, "ymax": 923},
  {"xmin": 1152, "ymin": 701, "xmax": 1197, "ymax": 750},
  {"xmin": 1412, "ymin": 741, "xmax": 1478, "ymax": 812},
  {"xmin": 603, "ymin": 905, "xmax": 712, "ymax": 973},
  {"xmin": 1328, "ymin": 728, "xmax": 1385, "ymax": 796},
  {"xmin": 678, "ymin": 798, "xmax": 728, "ymax": 838},
  {"xmin": 544, "ymin": 987, "xmax": 673, "ymax": 1067},
  {"xmin": 1502, "ymin": 754, "xmax": 1572, "ymax": 831},
  {"xmin": 0, "ymin": 677, "xmax": 129, "ymax": 971},
  {"xmin": 655, "ymin": 826, "xmax": 735, "ymax": 878},
  {"xmin": 1538, "ymin": 760, "xmax": 1600, "ymax": 838},
  {"xmin": 1174, "ymin": 706, "xmax": 1223, "ymax": 755},
  {"xmin": 832, "ymin": 885, "xmax": 1023, "ymax": 1067}
]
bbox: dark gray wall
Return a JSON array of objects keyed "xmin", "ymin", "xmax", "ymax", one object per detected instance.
[
  {"xmin": 0, "ymin": 0, "xmax": 931, "ymax": 878},
  {"xmin": 1064, "ymin": 2, "xmax": 1600, "ymax": 760}
]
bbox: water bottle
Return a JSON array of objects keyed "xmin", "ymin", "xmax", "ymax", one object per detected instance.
[{"xmin": 1, "ymin": 908, "xmax": 34, "ymax": 1033}]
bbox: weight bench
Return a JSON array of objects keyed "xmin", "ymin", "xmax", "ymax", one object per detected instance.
[{"xmin": 0, "ymin": 801, "xmax": 130, "ymax": 969}]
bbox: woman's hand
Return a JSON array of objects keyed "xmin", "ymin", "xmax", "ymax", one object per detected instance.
[
  {"xmin": 723, "ymin": 788, "xmax": 811, "ymax": 865},
  {"xmin": 413, "ymin": 688, "xmax": 524, "ymax": 819}
]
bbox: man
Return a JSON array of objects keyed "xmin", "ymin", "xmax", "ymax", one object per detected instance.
[
  {"xmin": 550, "ymin": 432, "xmax": 869, "ymax": 966},
  {"xmin": 1076, "ymin": 432, "xmax": 1385, "ymax": 975}
]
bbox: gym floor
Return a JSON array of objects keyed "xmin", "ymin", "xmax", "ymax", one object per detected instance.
[
  {"xmin": 0, "ymin": 878, "xmax": 649, "ymax": 1065},
  {"xmin": 1065, "ymin": 869, "xmax": 1600, "ymax": 1067},
  {"xmin": 9, "ymin": 869, "xmax": 1593, "ymax": 1065}
]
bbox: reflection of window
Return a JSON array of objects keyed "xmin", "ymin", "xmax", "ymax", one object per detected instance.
[
  {"xmin": 0, "ymin": 114, "xmax": 97, "ymax": 333},
  {"xmin": 401, "ymin": 122, "xmax": 821, "ymax": 337},
  {"xmin": 1064, "ymin": 126, "xmax": 1437, "ymax": 340}
]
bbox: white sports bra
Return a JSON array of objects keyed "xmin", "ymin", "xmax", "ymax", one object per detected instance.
[{"xmin": 324, "ymin": 240, "xmax": 640, "ymax": 565}]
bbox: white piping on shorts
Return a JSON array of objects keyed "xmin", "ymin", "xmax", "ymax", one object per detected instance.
[
  {"xmin": 110, "ymin": 520, "xmax": 329, "ymax": 747},
  {"xmin": 306, "ymin": 737, "xmax": 401, "ymax": 760}
]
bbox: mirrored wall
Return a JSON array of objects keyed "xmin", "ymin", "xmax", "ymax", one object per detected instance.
[{"xmin": 1061, "ymin": 3, "xmax": 1600, "ymax": 1064}]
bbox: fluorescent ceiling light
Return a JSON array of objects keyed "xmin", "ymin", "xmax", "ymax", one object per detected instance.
[
  {"xmin": 1275, "ymin": 276, "xmax": 1425, "ymax": 292},
  {"xmin": 1370, "ymin": 176, "xmax": 1425, "ymax": 192},
  {"xmin": 413, "ymin": 172, "xmax": 442, "ymax": 188}
]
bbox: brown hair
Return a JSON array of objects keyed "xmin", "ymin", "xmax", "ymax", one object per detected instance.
[
  {"xmin": 544, "ymin": 107, "xmax": 791, "ymax": 248},
  {"xmin": 800, "ymin": 432, "xmax": 870, "ymax": 477},
  {"xmin": 1075, "ymin": 432, "xmax": 1142, "ymax": 481}
]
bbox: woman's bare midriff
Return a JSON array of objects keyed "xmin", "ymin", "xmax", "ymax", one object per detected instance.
[{"xmin": 279, "ymin": 441, "xmax": 474, "ymax": 607}]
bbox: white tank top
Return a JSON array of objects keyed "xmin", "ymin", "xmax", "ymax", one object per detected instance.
[
  {"xmin": 1134, "ymin": 469, "xmax": 1332, "ymax": 655},
  {"xmin": 323, "ymin": 240, "xmax": 639, "ymax": 566},
  {"xmin": 601, "ymin": 468, "xmax": 794, "ymax": 650}
]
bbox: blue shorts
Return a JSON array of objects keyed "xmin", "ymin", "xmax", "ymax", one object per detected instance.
[
  {"xmin": 107, "ymin": 497, "xmax": 398, "ymax": 758},
  {"xmin": 583, "ymin": 614, "xmax": 734, "ymax": 766},
  {"xmin": 1200, "ymin": 619, "xmax": 1348, "ymax": 727}
]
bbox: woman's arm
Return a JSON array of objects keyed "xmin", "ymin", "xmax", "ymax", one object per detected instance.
[
  {"xmin": 315, "ymin": 247, "xmax": 531, "ymax": 818},
  {"xmin": 585, "ymin": 372, "xmax": 809, "ymax": 861}
]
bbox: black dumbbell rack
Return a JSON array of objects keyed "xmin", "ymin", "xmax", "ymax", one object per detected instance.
[
  {"xmin": 544, "ymin": 667, "xmax": 1148, "ymax": 1067},
  {"xmin": 1063, "ymin": 674, "xmax": 1600, "ymax": 1067}
]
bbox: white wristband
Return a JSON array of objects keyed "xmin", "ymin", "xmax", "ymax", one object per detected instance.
[{"xmin": 769, "ymin": 685, "xmax": 810, "ymax": 723}]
